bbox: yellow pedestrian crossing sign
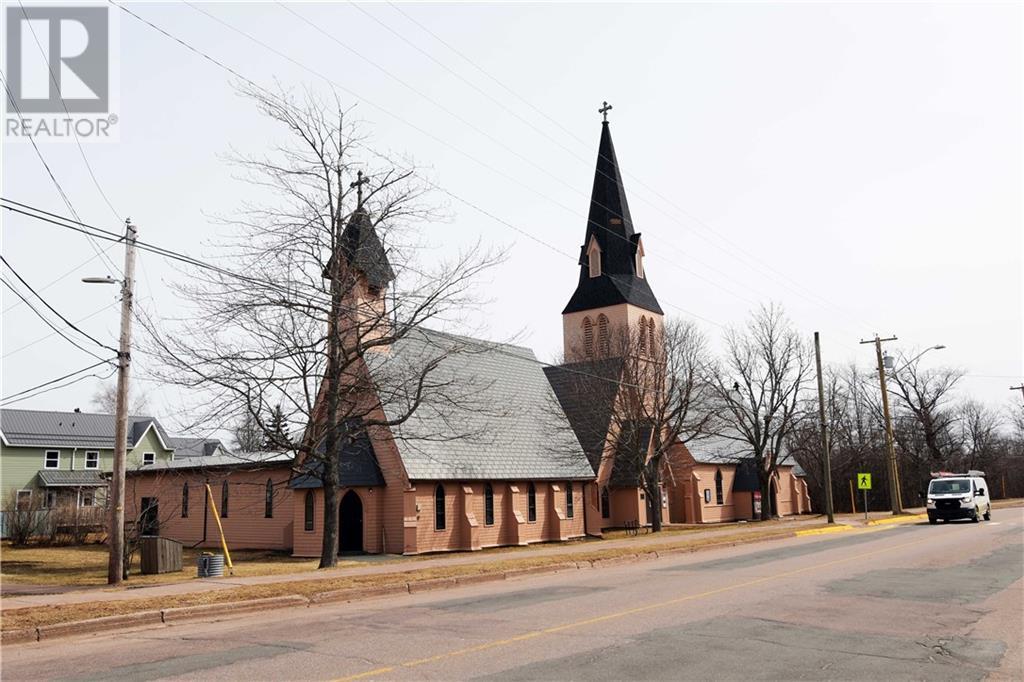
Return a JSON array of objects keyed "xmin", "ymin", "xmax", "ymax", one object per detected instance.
[{"xmin": 857, "ymin": 473, "xmax": 872, "ymax": 490}]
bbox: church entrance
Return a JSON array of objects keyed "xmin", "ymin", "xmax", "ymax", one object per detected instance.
[{"xmin": 338, "ymin": 490, "xmax": 364, "ymax": 554}]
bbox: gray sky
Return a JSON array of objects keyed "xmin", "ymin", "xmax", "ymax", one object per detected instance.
[{"xmin": 3, "ymin": 1, "xmax": 1021, "ymax": 435}]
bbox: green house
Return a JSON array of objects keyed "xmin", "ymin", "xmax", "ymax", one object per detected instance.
[{"xmin": 0, "ymin": 408, "xmax": 184, "ymax": 510}]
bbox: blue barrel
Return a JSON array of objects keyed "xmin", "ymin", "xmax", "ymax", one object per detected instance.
[{"xmin": 197, "ymin": 553, "xmax": 225, "ymax": 578}]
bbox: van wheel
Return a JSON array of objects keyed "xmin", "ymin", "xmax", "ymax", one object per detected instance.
[
  {"xmin": 983, "ymin": 506, "xmax": 991, "ymax": 521},
  {"xmin": 971, "ymin": 508, "xmax": 980, "ymax": 523},
  {"xmin": 928, "ymin": 517, "xmax": 937, "ymax": 525}
]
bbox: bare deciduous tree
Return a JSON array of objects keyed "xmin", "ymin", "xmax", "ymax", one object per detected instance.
[
  {"xmin": 709, "ymin": 304, "xmax": 811, "ymax": 520},
  {"xmin": 91, "ymin": 381, "xmax": 149, "ymax": 415},
  {"xmin": 142, "ymin": 85, "xmax": 500, "ymax": 568}
]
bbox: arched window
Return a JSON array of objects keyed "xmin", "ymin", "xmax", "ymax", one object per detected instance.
[
  {"xmin": 597, "ymin": 315, "xmax": 610, "ymax": 356},
  {"xmin": 527, "ymin": 483, "xmax": 537, "ymax": 522},
  {"xmin": 435, "ymin": 484, "xmax": 446, "ymax": 530},
  {"xmin": 220, "ymin": 480, "xmax": 229, "ymax": 518},
  {"xmin": 587, "ymin": 239, "xmax": 602, "ymax": 278},
  {"xmin": 715, "ymin": 469, "xmax": 724, "ymax": 506},
  {"xmin": 639, "ymin": 316, "xmax": 648, "ymax": 353},
  {"xmin": 304, "ymin": 491, "xmax": 315, "ymax": 531},
  {"xmin": 566, "ymin": 482, "xmax": 574, "ymax": 518},
  {"xmin": 583, "ymin": 317, "xmax": 594, "ymax": 357},
  {"xmin": 181, "ymin": 482, "xmax": 189, "ymax": 518},
  {"xmin": 647, "ymin": 318, "xmax": 657, "ymax": 355},
  {"xmin": 265, "ymin": 479, "xmax": 274, "ymax": 518},
  {"xmin": 484, "ymin": 483, "xmax": 494, "ymax": 526},
  {"xmin": 600, "ymin": 487, "xmax": 610, "ymax": 519}
]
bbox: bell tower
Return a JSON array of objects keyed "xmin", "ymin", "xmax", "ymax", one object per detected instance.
[{"xmin": 562, "ymin": 104, "xmax": 663, "ymax": 362}]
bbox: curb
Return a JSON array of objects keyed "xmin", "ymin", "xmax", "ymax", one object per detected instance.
[
  {"xmin": 866, "ymin": 513, "xmax": 927, "ymax": 526},
  {"xmin": 795, "ymin": 524, "xmax": 855, "ymax": 536},
  {"xmin": 2, "ymin": 525, "xmax": 828, "ymax": 645}
]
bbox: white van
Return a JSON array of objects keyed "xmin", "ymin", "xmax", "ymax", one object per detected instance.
[{"xmin": 925, "ymin": 471, "xmax": 991, "ymax": 524}]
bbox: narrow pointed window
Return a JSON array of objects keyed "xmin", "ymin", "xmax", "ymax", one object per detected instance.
[
  {"xmin": 484, "ymin": 483, "xmax": 494, "ymax": 526},
  {"xmin": 597, "ymin": 315, "xmax": 610, "ymax": 356},
  {"xmin": 181, "ymin": 482, "xmax": 189, "ymax": 518},
  {"xmin": 265, "ymin": 479, "xmax": 274, "ymax": 518},
  {"xmin": 527, "ymin": 483, "xmax": 537, "ymax": 522},
  {"xmin": 639, "ymin": 316, "xmax": 648, "ymax": 353},
  {"xmin": 715, "ymin": 469, "xmax": 724, "ymax": 505},
  {"xmin": 587, "ymin": 238, "xmax": 602, "ymax": 278},
  {"xmin": 601, "ymin": 487, "xmax": 610, "ymax": 519},
  {"xmin": 220, "ymin": 480, "xmax": 229, "ymax": 518},
  {"xmin": 435, "ymin": 484, "xmax": 446, "ymax": 530},
  {"xmin": 566, "ymin": 482, "xmax": 574, "ymax": 519},
  {"xmin": 648, "ymin": 318, "xmax": 657, "ymax": 356},
  {"xmin": 583, "ymin": 317, "xmax": 594, "ymax": 357},
  {"xmin": 304, "ymin": 491, "xmax": 315, "ymax": 531}
]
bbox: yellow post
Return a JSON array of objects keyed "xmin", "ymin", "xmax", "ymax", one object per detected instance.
[{"xmin": 205, "ymin": 483, "xmax": 234, "ymax": 573}]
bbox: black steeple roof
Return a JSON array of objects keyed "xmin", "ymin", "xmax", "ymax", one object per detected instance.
[
  {"xmin": 562, "ymin": 121, "xmax": 662, "ymax": 315},
  {"xmin": 324, "ymin": 208, "xmax": 395, "ymax": 291}
]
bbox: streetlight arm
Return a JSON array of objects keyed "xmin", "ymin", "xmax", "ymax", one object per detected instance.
[{"xmin": 891, "ymin": 345, "xmax": 946, "ymax": 375}]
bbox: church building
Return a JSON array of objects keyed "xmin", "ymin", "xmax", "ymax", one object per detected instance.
[{"xmin": 126, "ymin": 112, "xmax": 808, "ymax": 557}]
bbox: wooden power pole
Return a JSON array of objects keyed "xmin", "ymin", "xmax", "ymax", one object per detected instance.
[
  {"xmin": 814, "ymin": 332, "xmax": 834, "ymax": 523},
  {"xmin": 107, "ymin": 220, "xmax": 137, "ymax": 585},
  {"xmin": 861, "ymin": 334, "xmax": 902, "ymax": 515}
]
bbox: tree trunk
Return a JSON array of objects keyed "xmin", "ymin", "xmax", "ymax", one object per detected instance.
[
  {"xmin": 647, "ymin": 463, "xmax": 663, "ymax": 533},
  {"xmin": 319, "ymin": 465, "xmax": 339, "ymax": 568},
  {"xmin": 759, "ymin": 477, "xmax": 772, "ymax": 521}
]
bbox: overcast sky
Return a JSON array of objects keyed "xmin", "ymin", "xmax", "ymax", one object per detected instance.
[{"xmin": 3, "ymin": 1, "xmax": 1021, "ymax": 437}]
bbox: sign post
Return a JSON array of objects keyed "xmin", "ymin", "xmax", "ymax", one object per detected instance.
[{"xmin": 857, "ymin": 473, "xmax": 872, "ymax": 521}]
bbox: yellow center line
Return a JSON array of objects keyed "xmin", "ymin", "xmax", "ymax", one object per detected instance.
[{"xmin": 333, "ymin": 528, "xmax": 936, "ymax": 682}]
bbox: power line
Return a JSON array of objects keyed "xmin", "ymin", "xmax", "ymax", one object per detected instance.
[
  {"xmin": 2, "ymin": 248, "xmax": 117, "ymax": 315},
  {"xmin": 1, "ymin": 358, "xmax": 117, "ymax": 406},
  {"xmin": 1, "ymin": 279, "xmax": 112, "ymax": 364},
  {"xmin": 1, "ymin": 255, "xmax": 118, "ymax": 352},
  {"xmin": 3, "ymin": 300, "xmax": 120, "ymax": 359}
]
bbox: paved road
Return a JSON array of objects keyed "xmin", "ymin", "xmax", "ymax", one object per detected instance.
[{"xmin": 4, "ymin": 509, "xmax": 1021, "ymax": 681}]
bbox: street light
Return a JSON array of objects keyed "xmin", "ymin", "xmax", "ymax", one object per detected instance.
[
  {"xmin": 83, "ymin": 220, "xmax": 137, "ymax": 585},
  {"xmin": 891, "ymin": 345, "xmax": 946, "ymax": 375}
]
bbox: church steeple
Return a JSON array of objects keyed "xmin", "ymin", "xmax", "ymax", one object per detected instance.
[{"xmin": 562, "ymin": 113, "xmax": 662, "ymax": 316}]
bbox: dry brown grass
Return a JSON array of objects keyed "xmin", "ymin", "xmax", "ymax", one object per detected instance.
[
  {"xmin": 0, "ymin": 543, "xmax": 368, "ymax": 588},
  {"xmin": 1, "ymin": 524, "xmax": 813, "ymax": 631}
]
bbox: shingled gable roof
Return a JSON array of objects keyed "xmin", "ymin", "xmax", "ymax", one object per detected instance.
[
  {"xmin": 543, "ymin": 358, "xmax": 623, "ymax": 474},
  {"xmin": 376, "ymin": 328, "xmax": 594, "ymax": 481},
  {"xmin": 323, "ymin": 208, "xmax": 395, "ymax": 291},
  {"xmin": 289, "ymin": 429, "xmax": 385, "ymax": 489},
  {"xmin": 563, "ymin": 121, "xmax": 662, "ymax": 315},
  {"xmin": 0, "ymin": 409, "xmax": 172, "ymax": 450}
]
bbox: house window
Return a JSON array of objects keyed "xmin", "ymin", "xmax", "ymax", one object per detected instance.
[
  {"xmin": 16, "ymin": 490, "xmax": 32, "ymax": 510},
  {"xmin": 715, "ymin": 469, "xmax": 724, "ymax": 505},
  {"xmin": 45, "ymin": 490, "xmax": 57, "ymax": 508},
  {"xmin": 597, "ymin": 315, "xmax": 610, "ymax": 356},
  {"xmin": 484, "ymin": 483, "xmax": 494, "ymax": 526},
  {"xmin": 434, "ymin": 484, "xmax": 446, "ymax": 531},
  {"xmin": 80, "ymin": 490, "xmax": 95, "ymax": 507},
  {"xmin": 181, "ymin": 483, "xmax": 189, "ymax": 518},
  {"xmin": 220, "ymin": 480, "xmax": 229, "ymax": 518},
  {"xmin": 44, "ymin": 450, "xmax": 60, "ymax": 469},
  {"xmin": 265, "ymin": 479, "xmax": 274, "ymax": 519},
  {"xmin": 527, "ymin": 483, "xmax": 537, "ymax": 522},
  {"xmin": 143, "ymin": 452, "xmax": 155, "ymax": 466},
  {"xmin": 85, "ymin": 451, "xmax": 99, "ymax": 469},
  {"xmin": 583, "ymin": 317, "xmax": 594, "ymax": 357},
  {"xmin": 566, "ymin": 482, "xmax": 574, "ymax": 519},
  {"xmin": 304, "ymin": 491, "xmax": 315, "ymax": 531},
  {"xmin": 600, "ymin": 487, "xmax": 610, "ymax": 519}
]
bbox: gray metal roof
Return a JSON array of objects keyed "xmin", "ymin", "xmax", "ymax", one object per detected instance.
[
  {"xmin": 36, "ymin": 470, "xmax": 108, "ymax": 487},
  {"xmin": 166, "ymin": 437, "xmax": 228, "ymax": 458},
  {"xmin": 378, "ymin": 329, "xmax": 594, "ymax": 481},
  {"xmin": 129, "ymin": 451, "xmax": 293, "ymax": 472},
  {"xmin": 1, "ymin": 409, "xmax": 172, "ymax": 449}
]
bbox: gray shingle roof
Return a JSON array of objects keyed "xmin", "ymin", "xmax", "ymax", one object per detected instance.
[
  {"xmin": 166, "ymin": 437, "xmax": 227, "ymax": 458},
  {"xmin": 36, "ymin": 470, "xmax": 108, "ymax": 487},
  {"xmin": 1, "ymin": 409, "xmax": 171, "ymax": 449},
  {"xmin": 378, "ymin": 329, "xmax": 594, "ymax": 481},
  {"xmin": 130, "ymin": 451, "xmax": 293, "ymax": 472}
]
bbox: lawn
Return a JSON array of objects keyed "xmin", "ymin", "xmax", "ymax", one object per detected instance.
[{"xmin": 0, "ymin": 543, "xmax": 368, "ymax": 588}]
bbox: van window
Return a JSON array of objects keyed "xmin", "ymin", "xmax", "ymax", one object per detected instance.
[{"xmin": 929, "ymin": 479, "xmax": 972, "ymax": 494}]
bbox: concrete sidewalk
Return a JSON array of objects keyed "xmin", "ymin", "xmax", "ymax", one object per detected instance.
[{"xmin": 2, "ymin": 513, "xmax": 845, "ymax": 612}]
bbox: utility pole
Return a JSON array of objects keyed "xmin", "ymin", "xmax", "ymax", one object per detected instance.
[
  {"xmin": 813, "ymin": 332, "xmax": 834, "ymax": 523},
  {"xmin": 861, "ymin": 334, "xmax": 901, "ymax": 515},
  {"xmin": 107, "ymin": 220, "xmax": 137, "ymax": 584}
]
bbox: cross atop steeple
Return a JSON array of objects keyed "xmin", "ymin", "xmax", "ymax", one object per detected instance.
[
  {"xmin": 350, "ymin": 170, "xmax": 370, "ymax": 206},
  {"xmin": 598, "ymin": 101, "xmax": 613, "ymax": 122}
]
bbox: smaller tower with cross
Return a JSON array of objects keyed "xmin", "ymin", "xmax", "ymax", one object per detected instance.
[{"xmin": 598, "ymin": 101, "xmax": 613, "ymax": 122}]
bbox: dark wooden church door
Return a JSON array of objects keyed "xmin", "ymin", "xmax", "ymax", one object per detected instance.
[{"xmin": 339, "ymin": 490, "xmax": 364, "ymax": 553}]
